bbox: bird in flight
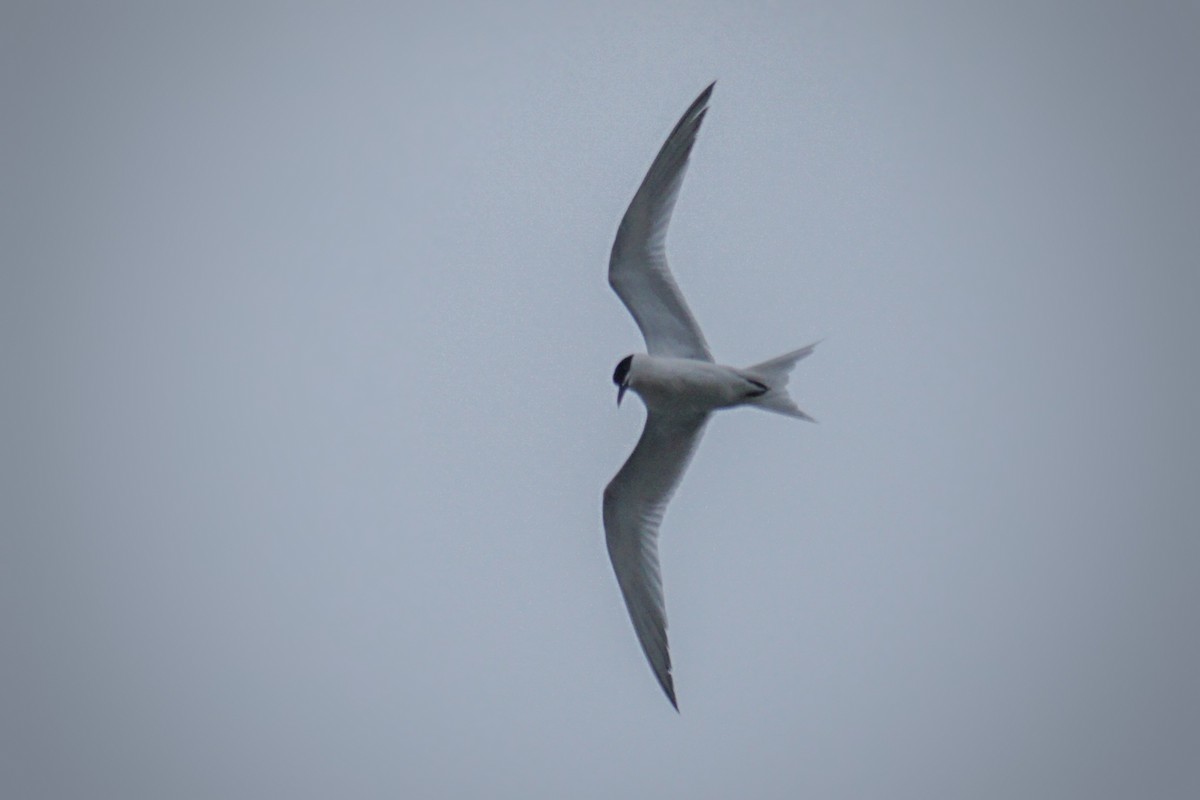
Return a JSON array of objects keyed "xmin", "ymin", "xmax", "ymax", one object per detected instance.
[{"xmin": 604, "ymin": 82, "xmax": 818, "ymax": 710}]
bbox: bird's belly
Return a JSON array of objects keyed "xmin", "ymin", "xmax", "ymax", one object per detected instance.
[{"xmin": 634, "ymin": 358, "xmax": 748, "ymax": 414}]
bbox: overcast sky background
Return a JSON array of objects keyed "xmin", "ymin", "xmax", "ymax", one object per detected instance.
[{"xmin": 3, "ymin": 2, "xmax": 1198, "ymax": 798}]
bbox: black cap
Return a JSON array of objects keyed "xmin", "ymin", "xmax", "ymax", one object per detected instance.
[{"xmin": 612, "ymin": 355, "xmax": 633, "ymax": 386}]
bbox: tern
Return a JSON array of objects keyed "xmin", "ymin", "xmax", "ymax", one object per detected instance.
[{"xmin": 604, "ymin": 82, "xmax": 818, "ymax": 709}]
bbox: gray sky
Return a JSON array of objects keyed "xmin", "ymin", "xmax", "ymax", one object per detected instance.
[{"xmin": 3, "ymin": 2, "xmax": 1198, "ymax": 798}]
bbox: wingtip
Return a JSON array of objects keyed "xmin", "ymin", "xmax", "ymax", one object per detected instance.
[
  {"xmin": 683, "ymin": 85, "xmax": 714, "ymax": 127},
  {"xmin": 659, "ymin": 672, "xmax": 679, "ymax": 711}
]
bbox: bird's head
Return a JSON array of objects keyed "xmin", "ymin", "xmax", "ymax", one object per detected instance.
[{"xmin": 612, "ymin": 354, "xmax": 634, "ymax": 406}]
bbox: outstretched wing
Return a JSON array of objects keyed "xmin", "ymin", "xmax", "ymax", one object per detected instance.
[
  {"xmin": 609, "ymin": 83, "xmax": 715, "ymax": 362},
  {"xmin": 603, "ymin": 410, "xmax": 709, "ymax": 709}
]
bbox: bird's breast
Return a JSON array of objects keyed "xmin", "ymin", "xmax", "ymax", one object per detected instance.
[{"xmin": 630, "ymin": 357, "xmax": 750, "ymax": 413}]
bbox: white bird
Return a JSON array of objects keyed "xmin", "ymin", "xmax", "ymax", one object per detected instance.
[{"xmin": 604, "ymin": 82, "xmax": 818, "ymax": 709}]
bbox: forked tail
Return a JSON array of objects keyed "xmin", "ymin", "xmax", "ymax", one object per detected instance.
[{"xmin": 740, "ymin": 341, "xmax": 819, "ymax": 421}]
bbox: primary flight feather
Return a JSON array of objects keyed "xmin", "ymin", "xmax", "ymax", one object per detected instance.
[{"xmin": 604, "ymin": 82, "xmax": 818, "ymax": 709}]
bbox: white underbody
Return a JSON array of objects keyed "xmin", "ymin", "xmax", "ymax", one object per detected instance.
[{"xmin": 625, "ymin": 354, "xmax": 762, "ymax": 415}]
